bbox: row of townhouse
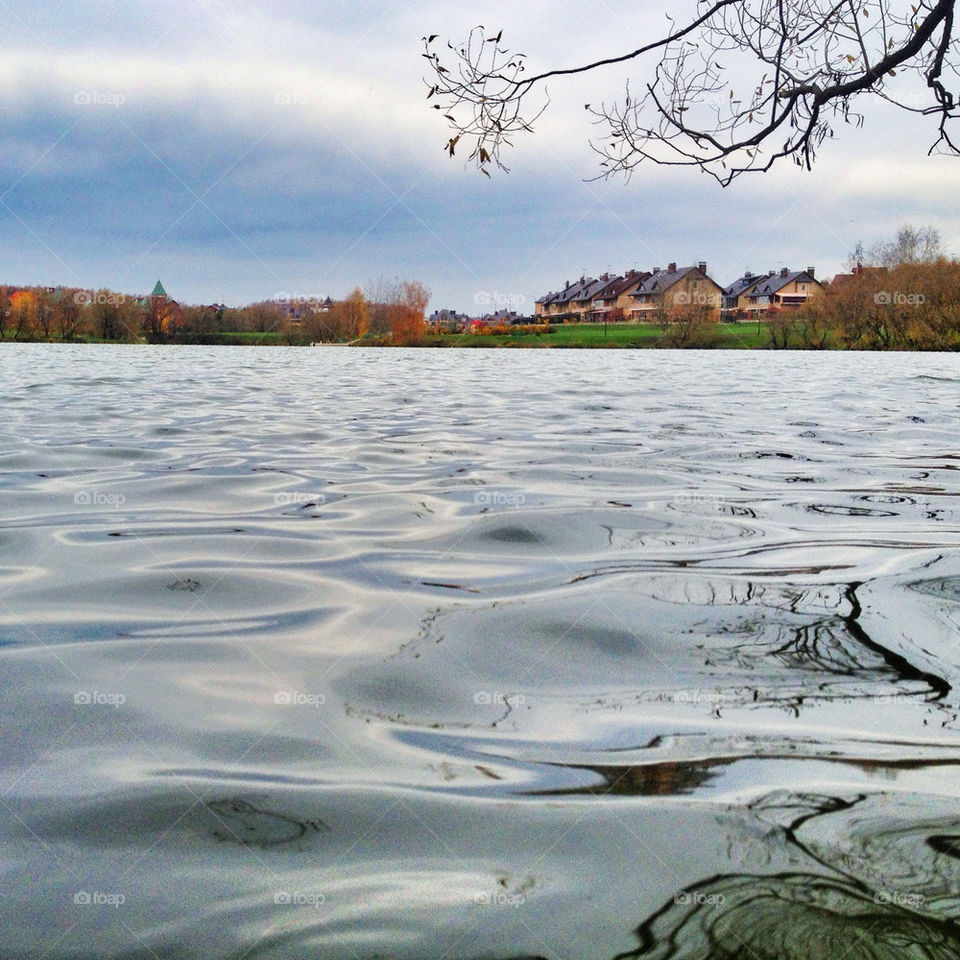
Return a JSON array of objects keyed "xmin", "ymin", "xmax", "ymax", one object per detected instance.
[
  {"xmin": 536, "ymin": 263, "xmax": 823, "ymax": 322},
  {"xmin": 723, "ymin": 267, "xmax": 821, "ymax": 319}
]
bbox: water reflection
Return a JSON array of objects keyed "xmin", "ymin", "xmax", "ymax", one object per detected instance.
[
  {"xmin": 346, "ymin": 574, "xmax": 951, "ymax": 737},
  {"xmin": 208, "ymin": 798, "xmax": 329, "ymax": 847},
  {"xmin": 619, "ymin": 873, "xmax": 960, "ymax": 959},
  {"xmin": 617, "ymin": 791, "xmax": 960, "ymax": 958}
]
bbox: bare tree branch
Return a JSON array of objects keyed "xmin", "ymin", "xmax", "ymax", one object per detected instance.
[{"xmin": 423, "ymin": 0, "xmax": 959, "ymax": 184}]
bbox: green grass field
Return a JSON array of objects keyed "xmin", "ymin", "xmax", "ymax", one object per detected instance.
[
  {"xmin": 17, "ymin": 322, "xmax": 779, "ymax": 348},
  {"xmin": 419, "ymin": 322, "xmax": 774, "ymax": 349}
]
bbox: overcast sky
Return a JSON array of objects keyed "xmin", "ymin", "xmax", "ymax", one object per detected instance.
[{"xmin": 1, "ymin": 0, "xmax": 957, "ymax": 313}]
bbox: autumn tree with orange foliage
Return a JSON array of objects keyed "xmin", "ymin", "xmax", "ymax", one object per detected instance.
[
  {"xmin": 388, "ymin": 281, "xmax": 429, "ymax": 346},
  {"xmin": 144, "ymin": 294, "xmax": 170, "ymax": 341},
  {"xmin": 301, "ymin": 288, "xmax": 368, "ymax": 341},
  {"xmin": 334, "ymin": 287, "xmax": 370, "ymax": 340},
  {"xmin": 795, "ymin": 258, "xmax": 960, "ymax": 350},
  {"xmin": 9, "ymin": 290, "xmax": 37, "ymax": 340}
]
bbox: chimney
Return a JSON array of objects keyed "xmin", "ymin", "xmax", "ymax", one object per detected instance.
[
  {"xmin": 697, "ymin": 261, "xmax": 707, "ymax": 274},
  {"xmin": 780, "ymin": 267, "xmax": 790, "ymax": 277},
  {"xmin": 652, "ymin": 267, "xmax": 660, "ymax": 274},
  {"xmin": 806, "ymin": 266, "xmax": 815, "ymax": 278},
  {"xmin": 745, "ymin": 270, "xmax": 753, "ymax": 278},
  {"xmin": 768, "ymin": 270, "xmax": 776, "ymax": 277},
  {"xmin": 667, "ymin": 262, "xmax": 677, "ymax": 273}
]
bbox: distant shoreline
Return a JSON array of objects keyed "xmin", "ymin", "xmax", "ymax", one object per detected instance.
[
  {"xmin": 0, "ymin": 321, "xmax": 957, "ymax": 353},
  {"xmin": 2, "ymin": 321, "xmax": 959, "ymax": 351}
]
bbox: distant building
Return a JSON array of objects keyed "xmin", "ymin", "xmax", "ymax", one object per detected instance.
[
  {"xmin": 587, "ymin": 270, "xmax": 651, "ymax": 322},
  {"xmin": 143, "ymin": 279, "xmax": 183, "ymax": 334},
  {"xmin": 428, "ymin": 308, "xmax": 469, "ymax": 332},
  {"xmin": 262, "ymin": 295, "xmax": 331, "ymax": 324},
  {"xmin": 629, "ymin": 262, "xmax": 724, "ymax": 322},
  {"xmin": 723, "ymin": 267, "xmax": 822, "ymax": 319},
  {"xmin": 537, "ymin": 264, "xmax": 722, "ymax": 323},
  {"xmin": 722, "ymin": 271, "xmax": 766, "ymax": 318},
  {"xmin": 481, "ymin": 309, "xmax": 526, "ymax": 325},
  {"xmin": 829, "ymin": 263, "xmax": 887, "ymax": 288},
  {"xmin": 743, "ymin": 268, "xmax": 821, "ymax": 316},
  {"xmin": 535, "ymin": 261, "xmax": 830, "ymax": 324},
  {"xmin": 538, "ymin": 277, "xmax": 593, "ymax": 322}
]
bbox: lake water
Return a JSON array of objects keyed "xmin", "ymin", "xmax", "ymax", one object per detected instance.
[{"xmin": 3, "ymin": 343, "xmax": 960, "ymax": 958}]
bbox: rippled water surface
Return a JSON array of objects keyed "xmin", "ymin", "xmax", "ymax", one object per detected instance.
[{"xmin": 3, "ymin": 344, "xmax": 960, "ymax": 958}]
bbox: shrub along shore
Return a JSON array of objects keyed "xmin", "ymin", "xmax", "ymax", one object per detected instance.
[{"xmin": 4, "ymin": 320, "xmax": 959, "ymax": 348}]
